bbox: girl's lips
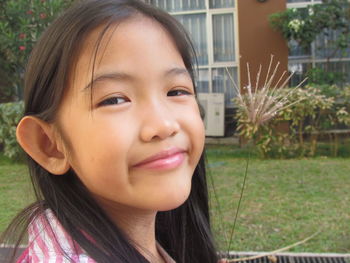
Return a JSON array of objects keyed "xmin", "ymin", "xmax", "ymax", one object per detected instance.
[{"xmin": 133, "ymin": 148, "xmax": 186, "ymax": 170}]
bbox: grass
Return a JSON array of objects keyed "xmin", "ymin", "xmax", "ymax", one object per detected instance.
[
  {"xmin": 206, "ymin": 145, "xmax": 350, "ymax": 253},
  {"xmin": 0, "ymin": 147, "xmax": 349, "ymax": 253},
  {"xmin": 0, "ymin": 155, "xmax": 32, "ymax": 234}
]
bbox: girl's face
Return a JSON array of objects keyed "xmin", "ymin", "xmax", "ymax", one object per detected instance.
[{"xmin": 56, "ymin": 16, "xmax": 205, "ymax": 213}]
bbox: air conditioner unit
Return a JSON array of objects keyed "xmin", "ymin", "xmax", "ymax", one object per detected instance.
[{"xmin": 197, "ymin": 93, "xmax": 225, "ymax": 137}]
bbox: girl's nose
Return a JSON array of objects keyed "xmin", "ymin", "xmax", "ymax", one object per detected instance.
[{"xmin": 139, "ymin": 103, "xmax": 180, "ymax": 142}]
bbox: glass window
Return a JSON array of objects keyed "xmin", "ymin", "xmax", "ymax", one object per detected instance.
[
  {"xmin": 212, "ymin": 67, "xmax": 238, "ymax": 106},
  {"xmin": 288, "ymin": 39, "xmax": 311, "ymax": 57},
  {"xmin": 209, "ymin": 0, "xmax": 234, "ymax": 9},
  {"xmin": 317, "ymin": 61, "xmax": 350, "ymax": 85},
  {"xmin": 175, "ymin": 14, "xmax": 208, "ymax": 65},
  {"xmin": 212, "ymin": 14, "xmax": 235, "ymax": 62},
  {"xmin": 196, "ymin": 69, "xmax": 209, "ymax": 93},
  {"xmin": 314, "ymin": 29, "xmax": 350, "ymax": 59},
  {"xmin": 151, "ymin": 0, "xmax": 205, "ymax": 12},
  {"xmin": 288, "ymin": 62, "xmax": 310, "ymax": 87}
]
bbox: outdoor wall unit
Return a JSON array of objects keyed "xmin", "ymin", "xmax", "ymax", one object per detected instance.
[{"xmin": 197, "ymin": 93, "xmax": 225, "ymax": 137}]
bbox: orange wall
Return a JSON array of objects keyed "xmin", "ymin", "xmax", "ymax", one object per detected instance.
[{"xmin": 237, "ymin": 0, "xmax": 288, "ymax": 90}]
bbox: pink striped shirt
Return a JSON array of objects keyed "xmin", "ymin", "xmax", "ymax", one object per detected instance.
[{"xmin": 16, "ymin": 210, "xmax": 175, "ymax": 263}]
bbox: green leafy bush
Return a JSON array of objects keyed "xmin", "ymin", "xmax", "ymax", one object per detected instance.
[
  {"xmin": 0, "ymin": 0, "xmax": 73, "ymax": 102},
  {"xmin": 0, "ymin": 101, "xmax": 24, "ymax": 160}
]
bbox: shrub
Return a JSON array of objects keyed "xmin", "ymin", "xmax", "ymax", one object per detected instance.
[
  {"xmin": 235, "ymin": 85, "xmax": 350, "ymax": 158},
  {"xmin": 0, "ymin": 101, "xmax": 24, "ymax": 160}
]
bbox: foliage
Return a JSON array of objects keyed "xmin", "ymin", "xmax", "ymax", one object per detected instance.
[
  {"xmin": 306, "ymin": 67, "xmax": 346, "ymax": 86},
  {"xmin": 0, "ymin": 0, "xmax": 73, "ymax": 102},
  {"xmin": 270, "ymin": 0, "xmax": 350, "ymax": 52},
  {"xmin": 0, "ymin": 101, "xmax": 24, "ymax": 160},
  {"xmin": 235, "ymin": 85, "xmax": 350, "ymax": 158},
  {"xmin": 269, "ymin": 0, "xmax": 350, "ymax": 85}
]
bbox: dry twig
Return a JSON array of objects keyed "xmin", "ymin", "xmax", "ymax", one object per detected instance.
[{"xmin": 224, "ymin": 231, "xmax": 321, "ymax": 263}]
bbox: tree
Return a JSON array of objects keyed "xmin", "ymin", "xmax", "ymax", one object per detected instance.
[
  {"xmin": 269, "ymin": 0, "xmax": 350, "ymax": 85},
  {"xmin": 0, "ymin": 0, "xmax": 73, "ymax": 102}
]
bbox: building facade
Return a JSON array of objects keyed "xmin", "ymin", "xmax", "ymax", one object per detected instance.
[
  {"xmin": 149, "ymin": 0, "xmax": 350, "ymax": 135},
  {"xmin": 149, "ymin": 0, "xmax": 290, "ymax": 108}
]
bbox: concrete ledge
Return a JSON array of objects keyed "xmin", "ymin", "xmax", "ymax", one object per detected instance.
[{"xmin": 205, "ymin": 136, "xmax": 239, "ymax": 145}]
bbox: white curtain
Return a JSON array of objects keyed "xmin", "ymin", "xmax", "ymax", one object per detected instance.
[
  {"xmin": 151, "ymin": 0, "xmax": 205, "ymax": 12},
  {"xmin": 209, "ymin": 0, "xmax": 234, "ymax": 9},
  {"xmin": 212, "ymin": 14, "xmax": 235, "ymax": 62},
  {"xmin": 175, "ymin": 14, "xmax": 208, "ymax": 65}
]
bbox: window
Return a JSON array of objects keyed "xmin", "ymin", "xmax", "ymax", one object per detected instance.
[
  {"xmin": 212, "ymin": 14, "xmax": 235, "ymax": 62},
  {"xmin": 209, "ymin": 0, "xmax": 235, "ymax": 9},
  {"xmin": 151, "ymin": 0, "xmax": 205, "ymax": 12},
  {"xmin": 212, "ymin": 67, "xmax": 237, "ymax": 105},
  {"xmin": 288, "ymin": 62, "xmax": 311, "ymax": 87},
  {"xmin": 317, "ymin": 61, "xmax": 350, "ymax": 85},
  {"xmin": 150, "ymin": 0, "xmax": 238, "ymax": 107},
  {"xmin": 175, "ymin": 14, "xmax": 208, "ymax": 65}
]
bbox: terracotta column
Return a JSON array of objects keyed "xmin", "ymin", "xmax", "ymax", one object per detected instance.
[{"xmin": 237, "ymin": 0, "xmax": 288, "ymax": 90}]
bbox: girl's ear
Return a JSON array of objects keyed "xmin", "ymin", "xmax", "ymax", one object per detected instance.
[{"xmin": 16, "ymin": 116, "xmax": 70, "ymax": 175}]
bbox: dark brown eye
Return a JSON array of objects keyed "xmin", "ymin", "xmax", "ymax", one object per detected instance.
[
  {"xmin": 98, "ymin": 97, "xmax": 129, "ymax": 107},
  {"xmin": 167, "ymin": 89, "xmax": 192, "ymax": 96}
]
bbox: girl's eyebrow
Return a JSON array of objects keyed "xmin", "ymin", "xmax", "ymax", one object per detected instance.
[
  {"xmin": 164, "ymin": 67, "xmax": 191, "ymax": 78},
  {"xmin": 82, "ymin": 72, "xmax": 132, "ymax": 92},
  {"xmin": 82, "ymin": 67, "xmax": 191, "ymax": 92}
]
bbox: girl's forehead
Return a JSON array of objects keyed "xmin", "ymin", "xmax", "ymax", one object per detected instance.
[
  {"xmin": 74, "ymin": 15, "xmax": 174, "ymax": 75},
  {"xmin": 79, "ymin": 15, "xmax": 169, "ymax": 64},
  {"xmin": 66, "ymin": 15, "xmax": 182, "ymax": 95}
]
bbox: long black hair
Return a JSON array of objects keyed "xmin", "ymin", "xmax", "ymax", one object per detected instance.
[{"xmin": 1, "ymin": 0, "xmax": 218, "ymax": 262}]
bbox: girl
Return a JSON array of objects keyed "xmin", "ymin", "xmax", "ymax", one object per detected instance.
[{"xmin": 2, "ymin": 0, "xmax": 220, "ymax": 262}]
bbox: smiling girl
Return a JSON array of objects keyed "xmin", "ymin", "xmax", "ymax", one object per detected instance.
[{"xmin": 1, "ymin": 0, "xmax": 219, "ymax": 262}]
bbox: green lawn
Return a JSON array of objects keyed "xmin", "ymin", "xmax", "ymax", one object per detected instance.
[
  {"xmin": 0, "ymin": 147, "xmax": 349, "ymax": 253},
  {"xmin": 206, "ymin": 145, "xmax": 350, "ymax": 253},
  {"xmin": 0, "ymin": 155, "xmax": 32, "ymax": 233}
]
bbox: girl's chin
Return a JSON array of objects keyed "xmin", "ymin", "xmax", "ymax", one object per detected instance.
[{"xmin": 154, "ymin": 187, "xmax": 192, "ymax": 212}]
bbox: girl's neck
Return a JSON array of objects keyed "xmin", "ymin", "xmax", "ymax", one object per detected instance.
[{"xmin": 95, "ymin": 197, "xmax": 165, "ymax": 262}]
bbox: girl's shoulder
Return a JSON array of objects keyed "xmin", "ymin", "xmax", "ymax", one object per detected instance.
[
  {"xmin": 17, "ymin": 209, "xmax": 95, "ymax": 263},
  {"xmin": 17, "ymin": 210, "xmax": 176, "ymax": 263}
]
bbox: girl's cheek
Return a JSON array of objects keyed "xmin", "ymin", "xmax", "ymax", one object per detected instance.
[{"xmin": 186, "ymin": 105, "xmax": 205, "ymax": 161}]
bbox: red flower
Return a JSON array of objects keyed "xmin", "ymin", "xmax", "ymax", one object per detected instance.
[
  {"xmin": 40, "ymin": 13, "xmax": 47, "ymax": 19},
  {"xmin": 19, "ymin": 33, "xmax": 26, "ymax": 39},
  {"xmin": 19, "ymin": 46, "xmax": 26, "ymax": 51},
  {"xmin": 26, "ymin": 10, "xmax": 33, "ymax": 15}
]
